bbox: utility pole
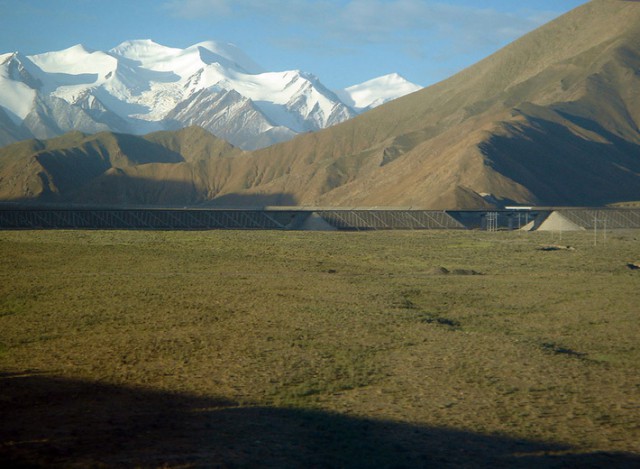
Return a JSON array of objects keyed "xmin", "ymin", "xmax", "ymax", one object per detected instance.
[
  {"xmin": 486, "ymin": 212, "xmax": 498, "ymax": 232},
  {"xmin": 593, "ymin": 211, "xmax": 607, "ymax": 246}
]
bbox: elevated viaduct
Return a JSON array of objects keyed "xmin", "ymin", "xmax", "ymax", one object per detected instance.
[{"xmin": 1, "ymin": 206, "xmax": 639, "ymax": 231}]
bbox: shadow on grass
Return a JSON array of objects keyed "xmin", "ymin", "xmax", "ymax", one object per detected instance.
[{"xmin": 1, "ymin": 371, "xmax": 638, "ymax": 468}]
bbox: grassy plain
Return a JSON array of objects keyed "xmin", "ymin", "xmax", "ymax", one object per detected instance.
[{"xmin": 0, "ymin": 229, "xmax": 639, "ymax": 467}]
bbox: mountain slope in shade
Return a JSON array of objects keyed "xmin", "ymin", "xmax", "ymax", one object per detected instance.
[
  {"xmin": 0, "ymin": 40, "xmax": 421, "ymax": 150},
  {"xmin": 1, "ymin": 0, "xmax": 640, "ymax": 209},
  {"xmin": 0, "ymin": 127, "xmax": 240, "ymax": 203}
]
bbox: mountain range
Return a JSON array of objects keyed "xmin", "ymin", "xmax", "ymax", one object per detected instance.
[
  {"xmin": 1, "ymin": 0, "xmax": 640, "ymax": 209},
  {"xmin": 0, "ymin": 40, "xmax": 420, "ymax": 151}
]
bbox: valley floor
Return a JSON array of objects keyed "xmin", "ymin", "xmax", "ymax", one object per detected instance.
[{"xmin": 1, "ymin": 230, "xmax": 639, "ymax": 467}]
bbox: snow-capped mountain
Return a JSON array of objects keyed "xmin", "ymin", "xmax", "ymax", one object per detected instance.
[
  {"xmin": 336, "ymin": 73, "xmax": 423, "ymax": 112},
  {"xmin": 0, "ymin": 40, "xmax": 421, "ymax": 150}
]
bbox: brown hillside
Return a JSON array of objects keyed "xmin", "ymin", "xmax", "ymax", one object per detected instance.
[
  {"xmin": 225, "ymin": 0, "xmax": 640, "ymax": 208},
  {"xmin": 1, "ymin": 0, "xmax": 639, "ymax": 208},
  {"xmin": 0, "ymin": 127, "xmax": 239, "ymax": 203}
]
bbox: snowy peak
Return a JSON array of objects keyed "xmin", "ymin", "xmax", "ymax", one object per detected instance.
[
  {"xmin": 0, "ymin": 51, "xmax": 43, "ymax": 90},
  {"xmin": 0, "ymin": 52, "xmax": 40, "ymax": 122},
  {"xmin": 109, "ymin": 39, "xmax": 181, "ymax": 61},
  {"xmin": 30, "ymin": 44, "xmax": 116, "ymax": 76},
  {"xmin": 0, "ymin": 39, "xmax": 422, "ymax": 149},
  {"xmin": 190, "ymin": 41, "xmax": 264, "ymax": 74},
  {"xmin": 110, "ymin": 39, "xmax": 262, "ymax": 76},
  {"xmin": 338, "ymin": 73, "xmax": 422, "ymax": 111}
]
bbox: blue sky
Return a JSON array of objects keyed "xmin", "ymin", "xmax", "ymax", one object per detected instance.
[{"xmin": 0, "ymin": 0, "xmax": 587, "ymax": 89}]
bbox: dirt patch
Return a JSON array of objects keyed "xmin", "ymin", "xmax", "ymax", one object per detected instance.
[
  {"xmin": 541, "ymin": 342, "xmax": 588, "ymax": 360},
  {"xmin": 429, "ymin": 266, "xmax": 483, "ymax": 275},
  {"xmin": 420, "ymin": 313, "xmax": 462, "ymax": 330},
  {"xmin": 537, "ymin": 245, "xmax": 576, "ymax": 251},
  {"xmin": 429, "ymin": 266, "xmax": 451, "ymax": 275},
  {"xmin": 450, "ymin": 268, "xmax": 483, "ymax": 276}
]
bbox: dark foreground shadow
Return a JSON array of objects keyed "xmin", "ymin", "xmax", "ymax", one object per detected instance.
[{"xmin": 1, "ymin": 372, "xmax": 638, "ymax": 468}]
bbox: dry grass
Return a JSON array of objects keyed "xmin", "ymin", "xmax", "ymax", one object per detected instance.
[{"xmin": 1, "ymin": 229, "xmax": 639, "ymax": 467}]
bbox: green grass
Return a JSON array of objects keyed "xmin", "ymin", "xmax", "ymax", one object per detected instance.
[{"xmin": 1, "ymin": 229, "xmax": 639, "ymax": 466}]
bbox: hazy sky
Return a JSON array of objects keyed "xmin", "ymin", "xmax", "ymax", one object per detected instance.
[{"xmin": 0, "ymin": 0, "xmax": 588, "ymax": 89}]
